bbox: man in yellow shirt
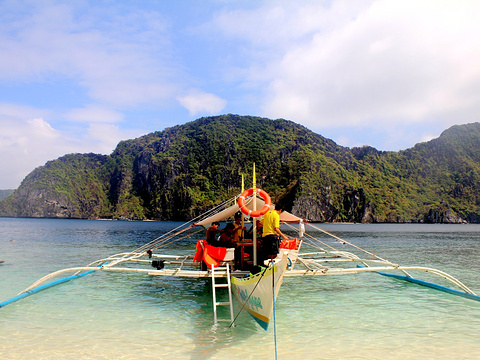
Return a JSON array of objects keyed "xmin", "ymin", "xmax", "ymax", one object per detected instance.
[{"xmin": 261, "ymin": 204, "xmax": 289, "ymax": 261}]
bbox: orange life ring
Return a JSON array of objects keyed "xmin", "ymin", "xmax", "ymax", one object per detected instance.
[{"xmin": 237, "ymin": 188, "xmax": 271, "ymax": 218}]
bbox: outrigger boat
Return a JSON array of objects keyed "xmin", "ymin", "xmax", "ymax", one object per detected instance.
[{"xmin": 1, "ymin": 183, "xmax": 480, "ymax": 330}]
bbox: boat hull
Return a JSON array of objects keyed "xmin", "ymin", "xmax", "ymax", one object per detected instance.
[{"xmin": 231, "ymin": 257, "xmax": 287, "ymax": 330}]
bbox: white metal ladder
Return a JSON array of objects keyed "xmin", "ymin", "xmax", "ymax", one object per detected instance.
[{"xmin": 211, "ymin": 263, "xmax": 234, "ymax": 325}]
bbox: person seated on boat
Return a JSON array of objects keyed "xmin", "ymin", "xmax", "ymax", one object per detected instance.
[
  {"xmin": 217, "ymin": 223, "xmax": 236, "ymax": 248},
  {"xmin": 260, "ymin": 204, "xmax": 289, "ymax": 262},
  {"xmin": 232, "ymin": 213, "xmax": 246, "ymax": 243},
  {"xmin": 244, "ymin": 219, "xmax": 262, "ymax": 240},
  {"xmin": 219, "ymin": 221, "xmax": 247, "ymax": 269},
  {"xmin": 206, "ymin": 221, "xmax": 221, "ymax": 246}
]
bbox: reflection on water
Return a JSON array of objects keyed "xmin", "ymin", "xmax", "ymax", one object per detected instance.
[{"xmin": 1, "ymin": 218, "xmax": 480, "ymax": 359}]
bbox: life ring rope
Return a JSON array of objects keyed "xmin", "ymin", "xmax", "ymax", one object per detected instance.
[{"xmin": 238, "ymin": 188, "xmax": 271, "ymax": 218}]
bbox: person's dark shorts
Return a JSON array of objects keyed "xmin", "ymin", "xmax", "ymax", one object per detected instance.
[{"xmin": 262, "ymin": 234, "xmax": 280, "ymax": 256}]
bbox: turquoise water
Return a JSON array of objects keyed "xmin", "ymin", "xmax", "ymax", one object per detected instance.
[{"xmin": 1, "ymin": 218, "xmax": 479, "ymax": 359}]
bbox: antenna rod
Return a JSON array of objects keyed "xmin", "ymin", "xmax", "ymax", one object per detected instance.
[{"xmin": 253, "ymin": 163, "xmax": 257, "ymax": 265}]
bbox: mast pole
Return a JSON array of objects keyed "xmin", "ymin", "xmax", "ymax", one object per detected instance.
[
  {"xmin": 241, "ymin": 174, "xmax": 245, "ymax": 243},
  {"xmin": 253, "ymin": 163, "xmax": 257, "ymax": 265}
]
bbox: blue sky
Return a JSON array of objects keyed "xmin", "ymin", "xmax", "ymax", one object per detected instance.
[{"xmin": 1, "ymin": 0, "xmax": 480, "ymax": 189}]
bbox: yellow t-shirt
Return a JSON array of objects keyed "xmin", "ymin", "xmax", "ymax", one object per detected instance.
[
  {"xmin": 262, "ymin": 210, "xmax": 280, "ymax": 237},
  {"xmin": 233, "ymin": 223, "xmax": 243, "ymax": 242}
]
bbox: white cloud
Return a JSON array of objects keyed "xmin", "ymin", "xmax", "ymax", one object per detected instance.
[
  {"xmin": 260, "ymin": 1, "xmax": 478, "ymax": 122},
  {"xmin": 27, "ymin": 117, "xmax": 60, "ymax": 139},
  {"xmin": 0, "ymin": 103, "xmax": 143, "ymax": 189},
  {"xmin": 177, "ymin": 90, "xmax": 227, "ymax": 116},
  {"xmin": 65, "ymin": 105, "xmax": 124, "ymax": 124},
  {"xmin": 208, "ymin": 0, "xmax": 480, "ymax": 149},
  {"xmin": 0, "ymin": 1, "xmax": 178, "ymax": 107},
  {"xmin": 210, "ymin": 0, "xmax": 373, "ymax": 55},
  {"xmin": 0, "ymin": 108, "xmax": 71, "ymax": 188},
  {"xmin": 86, "ymin": 122, "xmax": 143, "ymax": 154},
  {"xmin": 260, "ymin": 1, "xmax": 480, "ymax": 131}
]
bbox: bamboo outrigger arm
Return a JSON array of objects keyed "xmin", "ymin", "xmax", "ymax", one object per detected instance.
[{"xmin": 8, "ymin": 260, "xmax": 478, "ymax": 309}]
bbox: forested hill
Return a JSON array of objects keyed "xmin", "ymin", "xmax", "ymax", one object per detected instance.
[
  {"xmin": 1, "ymin": 115, "xmax": 480, "ymax": 223},
  {"xmin": 0, "ymin": 189, "xmax": 14, "ymax": 201}
]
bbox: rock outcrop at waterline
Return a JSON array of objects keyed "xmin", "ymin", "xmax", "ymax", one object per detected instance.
[
  {"xmin": 1, "ymin": 115, "xmax": 480, "ymax": 223},
  {"xmin": 424, "ymin": 202, "xmax": 464, "ymax": 224}
]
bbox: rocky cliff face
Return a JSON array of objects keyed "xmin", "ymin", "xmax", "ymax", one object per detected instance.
[
  {"xmin": 292, "ymin": 195, "xmax": 339, "ymax": 222},
  {"xmin": 424, "ymin": 202, "xmax": 464, "ymax": 224}
]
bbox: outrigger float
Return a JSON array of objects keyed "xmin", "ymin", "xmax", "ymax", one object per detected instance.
[{"xmin": 2, "ymin": 183, "xmax": 480, "ymax": 330}]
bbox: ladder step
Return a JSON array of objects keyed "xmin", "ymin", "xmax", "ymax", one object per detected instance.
[{"xmin": 211, "ymin": 263, "xmax": 234, "ymax": 325}]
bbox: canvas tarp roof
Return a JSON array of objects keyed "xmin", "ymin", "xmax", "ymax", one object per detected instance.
[{"xmin": 194, "ymin": 196, "xmax": 302, "ymax": 227}]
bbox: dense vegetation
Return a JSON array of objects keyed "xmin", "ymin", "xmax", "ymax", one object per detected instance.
[{"xmin": 1, "ymin": 115, "xmax": 479, "ymax": 223}]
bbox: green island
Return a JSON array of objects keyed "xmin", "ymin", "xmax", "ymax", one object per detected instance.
[{"xmin": 1, "ymin": 114, "xmax": 479, "ymax": 223}]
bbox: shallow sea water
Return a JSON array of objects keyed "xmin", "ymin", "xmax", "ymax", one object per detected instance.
[{"xmin": 1, "ymin": 218, "xmax": 479, "ymax": 359}]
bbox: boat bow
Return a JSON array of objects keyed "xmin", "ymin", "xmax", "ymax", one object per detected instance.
[{"xmin": 231, "ymin": 256, "xmax": 288, "ymax": 330}]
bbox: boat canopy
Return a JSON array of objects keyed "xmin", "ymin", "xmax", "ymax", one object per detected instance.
[{"xmin": 194, "ymin": 195, "xmax": 302, "ymax": 227}]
